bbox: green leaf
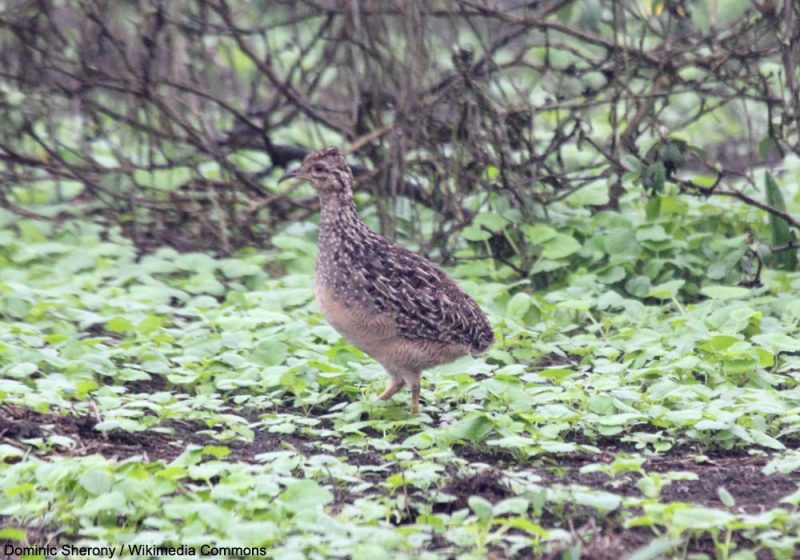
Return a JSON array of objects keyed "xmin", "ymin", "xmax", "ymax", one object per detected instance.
[
  {"xmin": 493, "ymin": 497, "xmax": 529, "ymax": 516},
  {"xmin": 597, "ymin": 266, "xmax": 626, "ymax": 284},
  {"xmin": 79, "ymin": 470, "xmax": 113, "ymax": 495},
  {"xmin": 604, "ymin": 228, "xmax": 640, "ymax": 256},
  {"xmin": 628, "ymin": 538, "xmax": 681, "ymax": 560},
  {"xmin": 106, "ymin": 317, "xmax": 136, "ymax": 334},
  {"xmin": 648, "ymin": 279, "xmax": 684, "ymax": 299},
  {"xmin": 542, "ymin": 234, "xmax": 581, "ymax": 259},
  {"xmin": 572, "ymin": 489, "xmax": 621, "ymax": 512},
  {"xmin": 474, "ymin": 212, "xmax": 509, "ymax": 233},
  {"xmin": 637, "ymin": 476, "xmax": 659, "ymax": 498},
  {"xmin": 468, "ymin": 495, "xmax": 494, "ymax": 522},
  {"xmin": 781, "ymin": 487, "xmax": 800, "ymax": 506},
  {"xmin": 249, "ymin": 340, "xmax": 289, "ymax": 366},
  {"xmin": 700, "ymin": 286, "xmax": 751, "ymax": 299},
  {"xmin": 763, "ymin": 451, "xmax": 800, "ymax": 475},
  {"xmin": 758, "ymin": 137, "xmax": 774, "ymax": 159},
  {"xmin": 636, "ymin": 225, "xmax": 670, "ymax": 242},
  {"xmin": 227, "ymin": 520, "xmax": 279, "ymax": 545},
  {"xmin": 752, "ymin": 333, "xmax": 800, "ymax": 352},
  {"xmin": 506, "ymin": 292, "xmax": 532, "ymax": 321},
  {"xmin": 280, "ymin": 480, "xmax": 333, "ymax": 514},
  {"xmin": 221, "ymin": 259, "xmax": 263, "ymax": 278},
  {"xmin": 699, "ymin": 334, "xmax": 740, "ymax": 353},
  {"xmin": 195, "ymin": 502, "xmax": 231, "ymax": 530},
  {"xmin": 588, "ymin": 394, "xmax": 615, "ymax": 415},
  {"xmin": 201, "ymin": 445, "xmax": 231, "ymax": 459},
  {"xmin": 671, "ymin": 506, "xmax": 734, "ymax": 529},
  {"xmin": 462, "ymin": 225, "xmax": 492, "ymax": 241},
  {"xmin": 625, "ymin": 275, "xmax": 652, "ymax": 298},
  {"xmin": 138, "ymin": 315, "xmax": 165, "ymax": 334},
  {"xmin": 523, "ymin": 224, "xmax": 557, "ymax": 244},
  {"xmin": 749, "ymin": 429, "xmax": 785, "ymax": 450},
  {"xmin": 642, "ymin": 161, "xmax": 666, "ymax": 192},
  {"xmin": 717, "ymin": 487, "xmax": 736, "ymax": 507},
  {"xmin": 765, "ymin": 172, "xmax": 797, "ymax": 270},
  {"xmin": 448, "ymin": 415, "xmax": 494, "ymax": 442},
  {"xmin": 538, "ymin": 368, "xmax": 575, "ymax": 381},
  {"xmin": 5, "ymin": 362, "xmax": 38, "ymax": 378},
  {"xmin": 5, "ymin": 483, "xmax": 35, "ymax": 497},
  {"xmin": 79, "ymin": 491, "xmax": 128, "ymax": 516},
  {"xmin": 0, "ymin": 528, "xmax": 27, "ymax": 541},
  {"xmin": 352, "ymin": 545, "xmax": 392, "ymax": 560}
]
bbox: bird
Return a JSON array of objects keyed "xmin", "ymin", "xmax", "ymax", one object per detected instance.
[{"xmin": 279, "ymin": 147, "xmax": 493, "ymax": 413}]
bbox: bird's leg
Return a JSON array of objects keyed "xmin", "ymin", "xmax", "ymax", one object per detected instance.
[
  {"xmin": 407, "ymin": 376, "xmax": 421, "ymax": 415},
  {"xmin": 377, "ymin": 376, "xmax": 405, "ymax": 401}
]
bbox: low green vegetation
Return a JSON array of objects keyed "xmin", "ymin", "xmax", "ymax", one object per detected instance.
[{"xmin": 2, "ymin": 162, "xmax": 800, "ymax": 559}]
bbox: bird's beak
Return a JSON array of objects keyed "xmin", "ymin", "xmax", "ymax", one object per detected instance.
[{"xmin": 278, "ymin": 169, "xmax": 299, "ymax": 183}]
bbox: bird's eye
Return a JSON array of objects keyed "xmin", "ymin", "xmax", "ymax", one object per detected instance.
[{"xmin": 312, "ymin": 165, "xmax": 325, "ymax": 173}]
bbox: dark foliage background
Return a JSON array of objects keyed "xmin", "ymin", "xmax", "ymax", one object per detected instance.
[{"xmin": 1, "ymin": 0, "xmax": 799, "ymax": 274}]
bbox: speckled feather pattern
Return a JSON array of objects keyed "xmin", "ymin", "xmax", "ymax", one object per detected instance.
[{"xmin": 305, "ymin": 148, "xmax": 494, "ymax": 355}]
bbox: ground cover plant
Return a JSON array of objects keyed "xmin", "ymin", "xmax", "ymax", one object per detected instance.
[
  {"xmin": 3, "ymin": 1, "xmax": 800, "ymax": 559},
  {"xmin": 3, "ymin": 158, "xmax": 800, "ymax": 558}
]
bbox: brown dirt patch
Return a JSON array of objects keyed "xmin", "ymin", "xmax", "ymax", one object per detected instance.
[
  {"xmin": 442, "ymin": 469, "xmax": 512, "ymax": 510},
  {"xmin": 0, "ymin": 405, "xmax": 196, "ymax": 462},
  {"xmin": 3, "ymin": 405, "xmax": 799, "ymax": 559},
  {"xmin": 0, "ymin": 405, "xmax": 386, "ymax": 468},
  {"xmin": 0, "ymin": 405, "xmax": 307, "ymax": 463},
  {"xmin": 451, "ymin": 440, "xmax": 799, "ymax": 513},
  {"xmin": 646, "ymin": 455, "xmax": 799, "ymax": 512}
]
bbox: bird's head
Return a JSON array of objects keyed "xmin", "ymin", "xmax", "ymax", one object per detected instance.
[{"xmin": 279, "ymin": 147, "xmax": 353, "ymax": 196}]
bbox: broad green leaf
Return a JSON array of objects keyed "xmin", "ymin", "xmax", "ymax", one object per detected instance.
[
  {"xmin": 522, "ymin": 224, "xmax": 557, "ymax": 243},
  {"xmin": 628, "ymin": 538, "xmax": 681, "ymax": 560},
  {"xmin": 79, "ymin": 470, "xmax": 113, "ymax": 495},
  {"xmin": 474, "ymin": 212, "xmax": 508, "ymax": 233},
  {"xmin": 538, "ymin": 368, "xmax": 575, "ymax": 381},
  {"xmin": 107, "ymin": 317, "xmax": 136, "ymax": 333},
  {"xmin": 462, "ymin": 225, "xmax": 492, "ymax": 241},
  {"xmin": 700, "ymin": 286, "xmax": 751, "ymax": 299},
  {"xmin": 201, "ymin": 445, "xmax": 231, "ymax": 459},
  {"xmin": 281, "ymin": 480, "xmax": 333, "ymax": 514},
  {"xmin": 542, "ymin": 234, "xmax": 581, "ymax": 259},
  {"xmin": 506, "ymin": 292, "xmax": 532, "ymax": 321},
  {"xmin": 0, "ymin": 528, "xmax": 27, "ymax": 541},
  {"xmin": 765, "ymin": 171, "xmax": 797, "ymax": 270},
  {"xmin": 625, "ymin": 275, "xmax": 651, "ymax": 298},
  {"xmin": 749, "ymin": 429, "xmax": 785, "ymax": 450},
  {"xmin": 448, "ymin": 415, "xmax": 494, "ymax": 442},
  {"xmin": 468, "ymin": 495, "xmax": 494, "ymax": 522},
  {"xmin": 717, "ymin": 487, "xmax": 735, "ymax": 507},
  {"xmin": 763, "ymin": 451, "xmax": 800, "ymax": 475},
  {"xmin": 5, "ymin": 362, "xmax": 38, "ymax": 378},
  {"xmin": 493, "ymin": 497, "xmax": 529, "ymax": 516},
  {"xmin": 138, "ymin": 315, "xmax": 165, "ymax": 334},
  {"xmin": 671, "ymin": 506, "xmax": 734, "ymax": 529},
  {"xmin": 648, "ymin": 279, "xmax": 684, "ymax": 299},
  {"xmin": 752, "ymin": 333, "xmax": 800, "ymax": 352},
  {"xmin": 572, "ymin": 489, "xmax": 621, "ymax": 512}
]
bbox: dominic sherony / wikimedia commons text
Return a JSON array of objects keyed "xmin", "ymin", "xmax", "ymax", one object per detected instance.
[{"xmin": 4, "ymin": 544, "xmax": 271, "ymax": 557}]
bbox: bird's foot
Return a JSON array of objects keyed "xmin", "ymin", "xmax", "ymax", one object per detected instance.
[{"xmin": 377, "ymin": 378, "xmax": 405, "ymax": 401}]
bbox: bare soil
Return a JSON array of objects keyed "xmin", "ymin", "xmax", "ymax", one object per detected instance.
[{"xmin": 1, "ymin": 404, "xmax": 797, "ymax": 559}]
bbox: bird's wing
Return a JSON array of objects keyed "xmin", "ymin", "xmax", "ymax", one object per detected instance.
[{"xmin": 361, "ymin": 240, "xmax": 494, "ymax": 352}]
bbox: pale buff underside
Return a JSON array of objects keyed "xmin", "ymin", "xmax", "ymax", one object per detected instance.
[{"xmin": 315, "ymin": 280, "xmax": 470, "ymax": 383}]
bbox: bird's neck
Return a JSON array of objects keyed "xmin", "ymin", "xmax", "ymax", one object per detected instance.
[{"xmin": 318, "ymin": 191, "xmax": 366, "ymax": 247}]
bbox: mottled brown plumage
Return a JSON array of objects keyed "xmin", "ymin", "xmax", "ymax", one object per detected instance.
[{"xmin": 280, "ymin": 147, "xmax": 493, "ymax": 413}]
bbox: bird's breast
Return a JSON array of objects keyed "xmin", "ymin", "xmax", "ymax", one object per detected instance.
[{"xmin": 315, "ymin": 274, "xmax": 397, "ymax": 353}]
